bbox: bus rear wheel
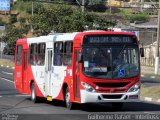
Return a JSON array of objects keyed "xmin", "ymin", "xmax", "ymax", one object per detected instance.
[
  {"xmin": 31, "ymin": 83, "xmax": 39, "ymax": 103},
  {"xmin": 65, "ymin": 87, "xmax": 74, "ymax": 110}
]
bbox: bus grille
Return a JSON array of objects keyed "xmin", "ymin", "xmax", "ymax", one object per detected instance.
[
  {"xmin": 102, "ymin": 94, "xmax": 123, "ymax": 99},
  {"xmin": 94, "ymin": 82, "xmax": 130, "ymax": 88}
]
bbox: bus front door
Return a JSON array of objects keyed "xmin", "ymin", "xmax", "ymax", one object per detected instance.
[
  {"xmin": 74, "ymin": 49, "xmax": 81, "ymax": 101},
  {"xmin": 22, "ymin": 50, "xmax": 28, "ymax": 93},
  {"xmin": 45, "ymin": 49, "xmax": 53, "ymax": 98}
]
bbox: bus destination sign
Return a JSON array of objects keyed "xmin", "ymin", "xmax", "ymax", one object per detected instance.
[{"xmin": 84, "ymin": 35, "xmax": 135, "ymax": 44}]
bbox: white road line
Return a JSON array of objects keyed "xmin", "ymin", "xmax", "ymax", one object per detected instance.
[
  {"xmin": 0, "ymin": 96, "xmax": 2, "ymax": 98},
  {"xmin": 143, "ymin": 112, "xmax": 156, "ymax": 114},
  {"xmin": 144, "ymin": 97, "xmax": 153, "ymax": 102},
  {"xmin": 2, "ymin": 71, "xmax": 13, "ymax": 75},
  {"xmin": 0, "ymin": 77, "xmax": 14, "ymax": 83},
  {"xmin": 151, "ymin": 76, "xmax": 156, "ymax": 79},
  {"xmin": 15, "ymin": 95, "xmax": 30, "ymax": 97},
  {"xmin": 1, "ymin": 65, "xmax": 4, "ymax": 67},
  {"xmin": 157, "ymin": 99, "xmax": 160, "ymax": 103}
]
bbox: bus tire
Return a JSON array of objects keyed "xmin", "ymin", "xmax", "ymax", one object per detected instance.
[
  {"xmin": 31, "ymin": 83, "xmax": 38, "ymax": 103},
  {"xmin": 65, "ymin": 87, "xmax": 74, "ymax": 110},
  {"xmin": 112, "ymin": 102, "xmax": 123, "ymax": 110}
]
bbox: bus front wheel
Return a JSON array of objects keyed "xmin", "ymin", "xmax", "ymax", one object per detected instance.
[
  {"xmin": 31, "ymin": 83, "xmax": 38, "ymax": 103},
  {"xmin": 65, "ymin": 87, "xmax": 74, "ymax": 110}
]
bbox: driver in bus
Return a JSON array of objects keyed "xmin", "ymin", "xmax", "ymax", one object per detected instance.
[{"xmin": 113, "ymin": 56, "xmax": 126, "ymax": 67}]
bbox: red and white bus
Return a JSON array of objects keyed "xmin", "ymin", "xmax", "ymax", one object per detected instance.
[{"xmin": 14, "ymin": 31, "xmax": 141, "ymax": 109}]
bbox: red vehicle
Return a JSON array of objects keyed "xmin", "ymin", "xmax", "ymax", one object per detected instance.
[{"xmin": 14, "ymin": 31, "xmax": 141, "ymax": 109}]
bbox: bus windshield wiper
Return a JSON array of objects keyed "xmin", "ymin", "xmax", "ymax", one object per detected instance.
[{"xmin": 117, "ymin": 44, "xmax": 127, "ymax": 58}]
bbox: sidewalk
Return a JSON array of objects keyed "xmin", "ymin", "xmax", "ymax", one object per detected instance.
[
  {"xmin": 141, "ymin": 65, "xmax": 160, "ymax": 104},
  {"xmin": 141, "ymin": 66, "xmax": 160, "ymax": 79}
]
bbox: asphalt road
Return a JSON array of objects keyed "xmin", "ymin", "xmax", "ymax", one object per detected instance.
[{"xmin": 1, "ymin": 66, "xmax": 160, "ymax": 120}]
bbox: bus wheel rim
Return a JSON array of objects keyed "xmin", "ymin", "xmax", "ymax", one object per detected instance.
[
  {"xmin": 32, "ymin": 88, "xmax": 35, "ymax": 100},
  {"xmin": 66, "ymin": 91, "xmax": 70, "ymax": 106}
]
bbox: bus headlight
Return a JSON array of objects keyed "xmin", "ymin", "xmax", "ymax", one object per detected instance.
[
  {"xmin": 128, "ymin": 82, "xmax": 141, "ymax": 92},
  {"xmin": 81, "ymin": 82, "xmax": 96, "ymax": 92}
]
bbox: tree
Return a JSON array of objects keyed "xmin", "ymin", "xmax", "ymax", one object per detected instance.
[
  {"xmin": 18, "ymin": 17, "xmax": 26, "ymax": 24},
  {"xmin": 2, "ymin": 24, "xmax": 28, "ymax": 53},
  {"xmin": 0, "ymin": 17, "xmax": 6, "ymax": 25},
  {"xmin": 9, "ymin": 15, "xmax": 17, "ymax": 24},
  {"xmin": 29, "ymin": 4, "xmax": 116, "ymax": 35}
]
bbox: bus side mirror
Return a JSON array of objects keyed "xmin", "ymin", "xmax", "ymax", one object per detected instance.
[{"xmin": 140, "ymin": 48, "xmax": 144, "ymax": 57}]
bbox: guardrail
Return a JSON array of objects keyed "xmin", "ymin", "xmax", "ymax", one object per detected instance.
[{"xmin": 0, "ymin": 53, "xmax": 14, "ymax": 61}]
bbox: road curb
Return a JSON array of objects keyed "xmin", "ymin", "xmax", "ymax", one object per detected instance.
[
  {"xmin": 141, "ymin": 97, "xmax": 160, "ymax": 104},
  {"xmin": 141, "ymin": 74, "xmax": 160, "ymax": 79}
]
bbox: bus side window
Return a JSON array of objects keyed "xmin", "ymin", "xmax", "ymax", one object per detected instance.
[
  {"xmin": 53, "ymin": 42, "xmax": 63, "ymax": 66},
  {"xmin": 63, "ymin": 41, "xmax": 73, "ymax": 66},
  {"xmin": 37, "ymin": 43, "xmax": 45, "ymax": 65},
  {"xmin": 16, "ymin": 45, "xmax": 22, "ymax": 65},
  {"xmin": 29, "ymin": 43, "xmax": 37, "ymax": 65}
]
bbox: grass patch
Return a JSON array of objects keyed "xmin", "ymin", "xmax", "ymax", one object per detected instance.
[
  {"xmin": 141, "ymin": 64, "xmax": 154, "ymax": 67},
  {"xmin": 141, "ymin": 85, "xmax": 160, "ymax": 99},
  {"xmin": 0, "ymin": 59, "xmax": 14, "ymax": 67},
  {"xmin": 141, "ymin": 72, "xmax": 160, "ymax": 77},
  {"xmin": 142, "ymin": 73, "xmax": 160, "ymax": 77}
]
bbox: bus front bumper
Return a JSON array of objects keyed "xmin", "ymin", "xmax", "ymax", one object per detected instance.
[{"xmin": 80, "ymin": 90, "xmax": 140, "ymax": 103}]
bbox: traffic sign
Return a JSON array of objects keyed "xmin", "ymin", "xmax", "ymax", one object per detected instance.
[
  {"xmin": 0, "ymin": 0, "xmax": 10, "ymax": 11},
  {"xmin": 0, "ymin": 26, "xmax": 5, "ymax": 31}
]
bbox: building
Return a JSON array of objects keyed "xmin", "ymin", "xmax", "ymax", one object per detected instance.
[{"xmin": 107, "ymin": 0, "xmax": 139, "ymax": 7}]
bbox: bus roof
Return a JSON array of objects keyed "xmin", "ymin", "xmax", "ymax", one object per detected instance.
[{"xmin": 16, "ymin": 31, "xmax": 135, "ymax": 44}]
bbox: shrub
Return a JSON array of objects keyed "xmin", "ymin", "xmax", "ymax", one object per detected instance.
[
  {"xmin": 18, "ymin": 17, "xmax": 26, "ymax": 24},
  {"xmin": 9, "ymin": 16, "xmax": 17, "ymax": 23}
]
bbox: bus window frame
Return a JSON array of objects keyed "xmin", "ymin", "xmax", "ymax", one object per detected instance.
[
  {"xmin": 53, "ymin": 41, "xmax": 63, "ymax": 66},
  {"xmin": 63, "ymin": 41, "xmax": 73, "ymax": 66},
  {"xmin": 29, "ymin": 43, "xmax": 37, "ymax": 66},
  {"xmin": 37, "ymin": 43, "xmax": 46, "ymax": 66}
]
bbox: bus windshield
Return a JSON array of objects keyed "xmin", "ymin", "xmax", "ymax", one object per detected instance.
[{"xmin": 82, "ymin": 45, "xmax": 140, "ymax": 79}]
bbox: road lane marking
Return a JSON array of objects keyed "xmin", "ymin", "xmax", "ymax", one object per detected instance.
[
  {"xmin": 144, "ymin": 112, "xmax": 156, "ymax": 114},
  {"xmin": 2, "ymin": 71, "xmax": 13, "ymax": 75},
  {"xmin": 144, "ymin": 97, "xmax": 153, "ymax": 102},
  {"xmin": 151, "ymin": 76, "xmax": 156, "ymax": 79},
  {"xmin": 0, "ymin": 95, "xmax": 29, "ymax": 98},
  {"xmin": 157, "ymin": 99, "xmax": 160, "ymax": 103},
  {"xmin": 15, "ymin": 95, "xmax": 30, "ymax": 97},
  {"xmin": 0, "ymin": 77, "xmax": 14, "ymax": 83}
]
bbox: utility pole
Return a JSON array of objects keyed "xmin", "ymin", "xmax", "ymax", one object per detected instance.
[
  {"xmin": 32, "ymin": 1, "xmax": 34, "ymax": 16},
  {"xmin": 0, "ymin": 33, "xmax": 3, "ymax": 59},
  {"xmin": 140, "ymin": 0, "xmax": 144, "ymax": 12},
  {"xmin": 155, "ymin": 0, "xmax": 160, "ymax": 74},
  {"xmin": 31, "ymin": 1, "xmax": 34, "ymax": 32},
  {"xmin": 0, "ymin": 26, "xmax": 5, "ymax": 59},
  {"xmin": 82, "ymin": 0, "xmax": 85, "ymax": 12},
  {"xmin": 109, "ymin": 0, "xmax": 112, "ymax": 14}
]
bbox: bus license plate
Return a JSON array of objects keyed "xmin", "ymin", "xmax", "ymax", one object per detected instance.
[{"xmin": 47, "ymin": 96, "xmax": 52, "ymax": 101}]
